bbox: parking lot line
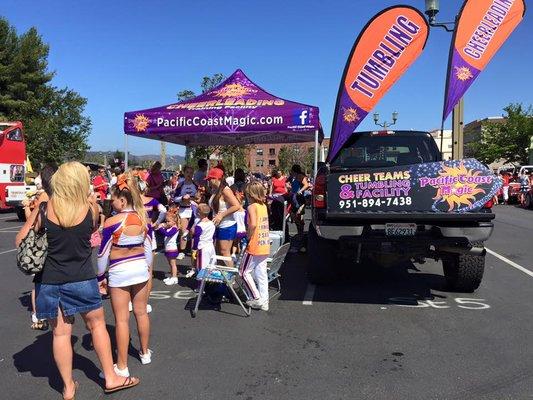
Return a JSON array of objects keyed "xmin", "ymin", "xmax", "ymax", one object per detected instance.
[
  {"xmin": 0, "ymin": 225, "xmax": 23, "ymax": 231},
  {"xmin": 0, "ymin": 248, "xmax": 16, "ymax": 255},
  {"xmin": 486, "ymin": 247, "xmax": 533, "ymax": 278},
  {"xmin": 0, "ymin": 215, "xmax": 16, "ymax": 220},
  {"xmin": 303, "ymin": 283, "xmax": 316, "ymax": 305}
]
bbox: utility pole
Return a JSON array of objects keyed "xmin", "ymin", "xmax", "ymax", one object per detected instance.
[
  {"xmin": 452, "ymin": 98, "xmax": 464, "ymax": 159},
  {"xmin": 160, "ymin": 142, "xmax": 166, "ymax": 169}
]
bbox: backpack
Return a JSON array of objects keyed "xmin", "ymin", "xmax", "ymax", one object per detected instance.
[{"xmin": 17, "ymin": 202, "xmax": 48, "ymax": 275}]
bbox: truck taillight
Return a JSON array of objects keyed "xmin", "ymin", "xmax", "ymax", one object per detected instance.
[{"xmin": 313, "ymin": 174, "xmax": 326, "ymax": 209}]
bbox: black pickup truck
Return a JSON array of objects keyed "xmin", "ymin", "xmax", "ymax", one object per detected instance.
[{"xmin": 309, "ymin": 130, "xmax": 500, "ymax": 292}]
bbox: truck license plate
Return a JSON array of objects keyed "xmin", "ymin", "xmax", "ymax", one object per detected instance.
[{"xmin": 385, "ymin": 223, "xmax": 417, "ymax": 236}]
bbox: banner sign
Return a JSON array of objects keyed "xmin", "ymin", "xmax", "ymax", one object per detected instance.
[
  {"xmin": 327, "ymin": 6, "xmax": 429, "ymax": 162},
  {"xmin": 124, "ymin": 69, "xmax": 322, "ymax": 146},
  {"xmin": 327, "ymin": 159, "xmax": 502, "ymax": 213},
  {"xmin": 442, "ymin": 0, "xmax": 525, "ymax": 122}
]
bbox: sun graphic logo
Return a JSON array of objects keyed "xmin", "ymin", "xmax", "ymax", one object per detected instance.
[
  {"xmin": 212, "ymin": 83, "xmax": 256, "ymax": 98},
  {"xmin": 133, "ymin": 114, "xmax": 150, "ymax": 132},
  {"xmin": 455, "ymin": 66, "xmax": 473, "ymax": 81},
  {"xmin": 433, "ymin": 162, "xmax": 485, "ymax": 211},
  {"xmin": 342, "ymin": 107, "xmax": 360, "ymax": 123}
]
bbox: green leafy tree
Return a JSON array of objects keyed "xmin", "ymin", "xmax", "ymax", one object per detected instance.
[
  {"xmin": 467, "ymin": 103, "xmax": 533, "ymax": 165},
  {"xmin": 179, "ymin": 73, "xmax": 242, "ymax": 170},
  {"xmin": 278, "ymin": 145, "xmax": 314, "ymax": 175},
  {"xmin": 0, "ymin": 17, "xmax": 90, "ymax": 166}
]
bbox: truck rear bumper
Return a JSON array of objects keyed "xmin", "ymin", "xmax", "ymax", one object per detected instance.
[{"xmin": 315, "ymin": 222, "xmax": 494, "ymax": 244}]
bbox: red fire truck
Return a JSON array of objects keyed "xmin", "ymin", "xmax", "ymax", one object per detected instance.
[{"xmin": 0, "ymin": 121, "xmax": 29, "ymax": 219}]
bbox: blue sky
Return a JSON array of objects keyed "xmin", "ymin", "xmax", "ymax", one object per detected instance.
[{"xmin": 3, "ymin": 0, "xmax": 531, "ymax": 156}]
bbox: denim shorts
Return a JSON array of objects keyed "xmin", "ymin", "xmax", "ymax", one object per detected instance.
[
  {"xmin": 215, "ymin": 223, "xmax": 237, "ymax": 241},
  {"xmin": 36, "ymin": 278, "xmax": 102, "ymax": 320}
]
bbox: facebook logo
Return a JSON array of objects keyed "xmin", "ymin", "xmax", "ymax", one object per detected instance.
[{"xmin": 294, "ymin": 109, "xmax": 309, "ymax": 125}]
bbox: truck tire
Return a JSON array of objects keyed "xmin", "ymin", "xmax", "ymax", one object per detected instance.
[
  {"xmin": 307, "ymin": 224, "xmax": 337, "ymax": 284},
  {"xmin": 15, "ymin": 206, "xmax": 26, "ymax": 222},
  {"xmin": 525, "ymin": 193, "xmax": 533, "ymax": 209},
  {"xmin": 442, "ymin": 243, "xmax": 485, "ymax": 292}
]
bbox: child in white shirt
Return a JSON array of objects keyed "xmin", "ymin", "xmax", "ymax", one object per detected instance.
[{"xmin": 191, "ymin": 204, "xmax": 216, "ymax": 272}]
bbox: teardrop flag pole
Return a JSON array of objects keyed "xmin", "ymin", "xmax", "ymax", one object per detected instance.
[
  {"xmin": 442, "ymin": 0, "xmax": 526, "ymax": 123},
  {"xmin": 327, "ymin": 5, "xmax": 430, "ymax": 163}
]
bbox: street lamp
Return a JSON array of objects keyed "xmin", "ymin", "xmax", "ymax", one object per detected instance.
[
  {"xmin": 424, "ymin": 0, "xmax": 455, "ymax": 32},
  {"xmin": 423, "ymin": 0, "xmax": 463, "ymax": 160},
  {"xmin": 373, "ymin": 112, "xmax": 398, "ymax": 129}
]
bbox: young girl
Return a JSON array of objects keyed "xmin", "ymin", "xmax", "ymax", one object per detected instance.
[
  {"xmin": 174, "ymin": 166, "xmax": 198, "ymax": 260},
  {"xmin": 140, "ymin": 180, "xmax": 167, "ymax": 313},
  {"xmin": 157, "ymin": 211, "xmax": 181, "ymax": 285},
  {"xmin": 190, "ymin": 203, "xmax": 216, "ymax": 272},
  {"xmin": 98, "ymin": 173, "xmax": 153, "ymax": 372},
  {"xmin": 206, "ymin": 167, "xmax": 241, "ymax": 267},
  {"xmin": 239, "ymin": 181, "xmax": 271, "ymax": 312}
]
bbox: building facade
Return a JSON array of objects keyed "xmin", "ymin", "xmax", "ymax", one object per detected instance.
[
  {"xmin": 429, "ymin": 129, "xmax": 452, "ymax": 160},
  {"xmin": 247, "ymin": 138, "xmax": 330, "ymax": 175}
]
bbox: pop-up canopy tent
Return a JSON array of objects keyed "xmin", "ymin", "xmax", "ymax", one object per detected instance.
[{"xmin": 124, "ymin": 69, "xmax": 323, "ymax": 172}]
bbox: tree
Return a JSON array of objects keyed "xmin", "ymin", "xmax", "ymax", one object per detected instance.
[
  {"xmin": 0, "ymin": 17, "xmax": 91, "ymax": 166},
  {"xmin": 467, "ymin": 103, "xmax": 533, "ymax": 165},
  {"xmin": 278, "ymin": 145, "xmax": 314, "ymax": 174}
]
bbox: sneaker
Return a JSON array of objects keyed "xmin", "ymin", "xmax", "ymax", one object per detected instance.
[
  {"xmin": 177, "ymin": 253, "xmax": 185, "ymax": 260},
  {"xmin": 128, "ymin": 301, "xmax": 133, "ymax": 312},
  {"xmin": 164, "ymin": 277, "xmax": 178, "ymax": 286},
  {"xmin": 146, "ymin": 304, "xmax": 152, "ymax": 314},
  {"xmin": 185, "ymin": 269, "xmax": 196, "ymax": 278},
  {"xmin": 246, "ymin": 299, "xmax": 263, "ymax": 309},
  {"xmin": 98, "ymin": 364, "xmax": 130, "ymax": 379},
  {"xmin": 139, "ymin": 349, "xmax": 153, "ymax": 365},
  {"xmin": 260, "ymin": 302, "xmax": 269, "ymax": 311}
]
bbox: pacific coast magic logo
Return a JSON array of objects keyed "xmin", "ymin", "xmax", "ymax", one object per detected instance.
[
  {"xmin": 342, "ymin": 107, "xmax": 361, "ymax": 123},
  {"xmin": 133, "ymin": 114, "xmax": 150, "ymax": 132},
  {"xmin": 419, "ymin": 162, "xmax": 490, "ymax": 211},
  {"xmin": 211, "ymin": 83, "xmax": 257, "ymax": 98},
  {"xmin": 455, "ymin": 66, "xmax": 474, "ymax": 81}
]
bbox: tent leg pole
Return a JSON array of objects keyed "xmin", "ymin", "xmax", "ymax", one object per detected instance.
[
  {"xmin": 314, "ymin": 129, "xmax": 318, "ymax": 178},
  {"xmin": 124, "ymin": 134, "xmax": 129, "ymax": 170}
]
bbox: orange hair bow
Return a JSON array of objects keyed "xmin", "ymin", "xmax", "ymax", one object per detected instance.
[{"xmin": 116, "ymin": 174, "xmax": 129, "ymax": 191}]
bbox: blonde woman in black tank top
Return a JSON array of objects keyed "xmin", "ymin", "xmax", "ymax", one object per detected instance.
[{"xmin": 17, "ymin": 162, "xmax": 139, "ymax": 397}]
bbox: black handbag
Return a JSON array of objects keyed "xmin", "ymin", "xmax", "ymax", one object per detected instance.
[{"xmin": 17, "ymin": 202, "xmax": 48, "ymax": 275}]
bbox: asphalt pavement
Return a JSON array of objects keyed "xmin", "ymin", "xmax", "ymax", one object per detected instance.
[{"xmin": 0, "ymin": 205, "xmax": 532, "ymax": 400}]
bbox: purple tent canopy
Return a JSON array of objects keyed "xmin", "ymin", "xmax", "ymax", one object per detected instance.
[{"xmin": 124, "ymin": 69, "xmax": 322, "ymax": 146}]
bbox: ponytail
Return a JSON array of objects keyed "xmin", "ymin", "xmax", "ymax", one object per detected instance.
[{"xmin": 112, "ymin": 171, "xmax": 148, "ymax": 230}]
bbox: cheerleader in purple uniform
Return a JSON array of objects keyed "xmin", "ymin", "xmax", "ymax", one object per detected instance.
[
  {"xmin": 139, "ymin": 180, "xmax": 167, "ymax": 313},
  {"xmin": 156, "ymin": 211, "xmax": 180, "ymax": 285}
]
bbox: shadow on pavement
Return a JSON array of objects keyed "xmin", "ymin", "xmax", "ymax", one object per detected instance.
[
  {"xmin": 278, "ymin": 245, "xmax": 449, "ymax": 306},
  {"xmin": 13, "ymin": 333, "xmax": 103, "ymax": 394}
]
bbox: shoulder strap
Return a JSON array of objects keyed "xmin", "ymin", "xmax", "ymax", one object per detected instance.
[{"xmin": 36, "ymin": 202, "xmax": 48, "ymax": 233}]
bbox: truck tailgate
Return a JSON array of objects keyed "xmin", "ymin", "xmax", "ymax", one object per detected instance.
[{"xmin": 326, "ymin": 159, "xmax": 501, "ymax": 215}]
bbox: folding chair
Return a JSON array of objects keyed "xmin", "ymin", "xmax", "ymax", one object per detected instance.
[
  {"xmin": 266, "ymin": 243, "xmax": 290, "ymax": 299},
  {"xmin": 192, "ymin": 255, "xmax": 251, "ymax": 318}
]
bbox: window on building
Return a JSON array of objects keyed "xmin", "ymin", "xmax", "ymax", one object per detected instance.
[
  {"xmin": 269, "ymin": 148, "xmax": 275, "ymax": 156},
  {"xmin": 269, "ymin": 159, "xmax": 276, "ymax": 166},
  {"xmin": 256, "ymin": 148, "xmax": 263, "ymax": 156},
  {"xmin": 256, "ymin": 160, "xmax": 264, "ymax": 167}
]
